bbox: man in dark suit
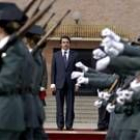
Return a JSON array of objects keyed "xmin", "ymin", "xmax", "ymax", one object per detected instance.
[{"xmin": 51, "ymin": 35, "xmax": 78, "ymax": 130}]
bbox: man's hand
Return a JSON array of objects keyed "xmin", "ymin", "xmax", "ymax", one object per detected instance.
[{"xmin": 50, "ymin": 84, "xmax": 56, "ymax": 93}]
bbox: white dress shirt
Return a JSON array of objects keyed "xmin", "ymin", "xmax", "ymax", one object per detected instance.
[{"xmin": 61, "ymin": 49, "xmax": 70, "ymax": 60}]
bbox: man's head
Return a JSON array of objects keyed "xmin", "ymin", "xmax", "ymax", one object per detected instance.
[{"xmin": 60, "ymin": 35, "xmax": 71, "ymax": 50}]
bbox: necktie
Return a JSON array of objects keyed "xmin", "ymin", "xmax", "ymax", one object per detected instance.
[{"xmin": 63, "ymin": 51, "xmax": 68, "ymax": 68}]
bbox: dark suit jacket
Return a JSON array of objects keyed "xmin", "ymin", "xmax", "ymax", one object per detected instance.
[{"xmin": 51, "ymin": 50, "xmax": 78, "ymax": 89}]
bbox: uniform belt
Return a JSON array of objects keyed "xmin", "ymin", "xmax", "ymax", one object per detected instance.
[{"xmin": 0, "ymin": 87, "xmax": 32, "ymax": 96}]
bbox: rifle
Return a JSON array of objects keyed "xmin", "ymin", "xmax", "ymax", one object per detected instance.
[
  {"xmin": 23, "ymin": 0, "xmax": 38, "ymax": 14},
  {"xmin": 31, "ymin": 0, "xmax": 45, "ymax": 18},
  {"xmin": 0, "ymin": 0, "xmax": 56, "ymax": 54},
  {"xmin": 43, "ymin": 12, "xmax": 55, "ymax": 30},
  {"xmin": 108, "ymin": 78, "xmax": 119, "ymax": 93},
  {"xmin": 17, "ymin": 0, "xmax": 56, "ymax": 36},
  {"xmin": 32, "ymin": 9, "xmax": 71, "ymax": 55}
]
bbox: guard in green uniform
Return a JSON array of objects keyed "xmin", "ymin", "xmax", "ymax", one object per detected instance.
[
  {"xmin": 21, "ymin": 25, "xmax": 48, "ymax": 140},
  {"xmin": 0, "ymin": 2, "xmax": 29, "ymax": 140}
]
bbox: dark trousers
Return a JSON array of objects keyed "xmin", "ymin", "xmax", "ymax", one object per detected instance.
[
  {"xmin": 0, "ymin": 130, "xmax": 21, "ymax": 140},
  {"xmin": 56, "ymin": 82, "xmax": 75, "ymax": 129},
  {"xmin": 98, "ymin": 105, "xmax": 110, "ymax": 130},
  {"xmin": 20, "ymin": 127, "xmax": 48, "ymax": 140}
]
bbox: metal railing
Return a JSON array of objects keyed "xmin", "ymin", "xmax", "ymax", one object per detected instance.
[{"xmin": 47, "ymin": 24, "xmax": 131, "ymax": 39}]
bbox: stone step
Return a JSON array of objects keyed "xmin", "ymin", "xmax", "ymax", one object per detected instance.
[{"xmin": 44, "ymin": 96, "xmax": 99, "ymax": 128}]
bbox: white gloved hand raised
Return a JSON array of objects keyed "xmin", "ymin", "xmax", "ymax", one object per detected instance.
[
  {"xmin": 97, "ymin": 89, "xmax": 111, "ymax": 101},
  {"xmin": 104, "ymin": 46, "xmax": 120, "ymax": 56},
  {"xmin": 130, "ymin": 79, "xmax": 140, "ymax": 92},
  {"xmin": 92, "ymin": 48, "xmax": 106, "ymax": 60},
  {"xmin": 116, "ymin": 95, "xmax": 125, "ymax": 105},
  {"xmin": 102, "ymin": 37, "xmax": 124, "ymax": 56},
  {"xmin": 101, "ymin": 28, "xmax": 121, "ymax": 42},
  {"xmin": 97, "ymin": 89, "xmax": 104, "ymax": 99},
  {"xmin": 106, "ymin": 103, "xmax": 115, "ymax": 113},
  {"xmin": 77, "ymin": 76, "xmax": 89, "ymax": 85},
  {"xmin": 96, "ymin": 56, "xmax": 110, "ymax": 71},
  {"xmin": 123, "ymin": 90, "xmax": 134, "ymax": 101},
  {"xmin": 75, "ymin": 61, "xmax": 88, "ymax": 72},
  {"xmin": 101, "ymin": 37, "xmax": 112, "ymax": 48},
  {"xmin": 94, "ymin": 100, "xmax": 103, "ymax": 108},
  {"xmin": 103, "ymin": 92, "xmax": 111, "ymax": 101},
  {"xmin": 116, "ymin": 88, "xmax": 123, "ymax": 96},
  {"xmin": 111, "ymin": 40, "xmax": 124, "ymax": 53},
  {"xmin": 71, "ymin": 71, "xmax": 84, "ymax": 79}
]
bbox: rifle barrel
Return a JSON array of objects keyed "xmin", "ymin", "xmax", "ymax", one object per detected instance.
[
  {"xmin": 36, "ymin": 9, "xmax": 71, "ymax": 48},
  {"xmin": 17, "ymin": 0, "xmax": 56, "ymax": 37},
  {"xmin": 43, "ymin": 12, "xmax": 55, "ymax": 29},
  {"xmin": 31, "ymin": 0, "xmax": 45, "ymax": 18},
  {"xmin": 23, "ymin": 0, "xmax": 38, "ymax": 14}
]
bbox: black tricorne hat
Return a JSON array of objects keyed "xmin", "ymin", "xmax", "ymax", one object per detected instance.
[
  {"xmin": 0, "ymin": 2, "xmax": 27, "ymax": 21},
  {"xmin": 27, "ymin": 25, "xmax": 45, "ymax": 35}
]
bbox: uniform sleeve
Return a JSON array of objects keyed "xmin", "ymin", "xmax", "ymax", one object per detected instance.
[
  {"xmin": 122, "ymin": 43, "xmax": 140, "ymax": 56},
  {"xmin": 109, "ymin": 56, "xmax": 140, "ymax": 71},
  {"xmin": 0, "ymin": 43, "xmax": 24, "ymax": 90},
  {"xmin": 88, "ymin": 74, "xmax": 118, "ymax": 89}
]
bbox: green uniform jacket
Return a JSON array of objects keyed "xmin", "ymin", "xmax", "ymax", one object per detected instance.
[{"xmin": 0, "ymin": 38, "xmax": 26, "ymax": 131}]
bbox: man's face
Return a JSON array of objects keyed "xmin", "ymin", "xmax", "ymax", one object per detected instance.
[{"xmin": 61, "ymin": 38, "xmax": 70, "ymax": 50}]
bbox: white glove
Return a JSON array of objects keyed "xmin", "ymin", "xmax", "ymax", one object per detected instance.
[
  {"xmin": 75, "ymin": 61, "xmax": 88, "ymax": 72},
  {"xmin": 97, "ymin": 89, "xmax": 111, "ymax": 101},
  {"xmin": 111, "ymin": 40, "xmax": 124, "ymax": 53},
  {"xmin": 101, "ymin": 37, "xmax": 112, "ymax": 48},
  {"xmin": 106, "ymin": 103, "xmax": 115, "ymax": 113},
  {"xmin": 123, "ymin": 90, "xmax": 134, "ymax": 101},
  {"xmin": 116, "ymin": 88, "xmax": 123, "ymax": 96},
  {"xmin": 104, "ymin": 46, "xmax": 120, "ymax": 56},
  {"xmin": 92, "ymin": 48, "xmax": 106, "ymax": 60},
  {"xmin": 97, "ymin": 89, "xmax": 104, "ymax": 99},
  {"xmin": 101, "ymin": 28, "xmax": 121, "ymax": 42},
  {"xmin": 103, "ymin": 92, "xmax": 111, "ymax": 101},
  {"xmin": 77, "ymin": 76, "xmax": 89, "ymax": 85},
  {"xmin": 102, "ymin": 39, "xmax": 124, "ymax": 56},
  {"xmin": 71, "ymin": 71, "xmax": 84, "ymax": 79},
  {"xmin": 116, "ymin": 95, "xmax": 125, "ymax": 105},
  {"xmin": 96, "ymin": 56, "xmax": 110, "ymax": 71},
  {"xmin": 130, "ymin": 79, "xmax": 140, "ymax": 92},
  {"xmin": 94, "ymin": 100, "xmax": 103, "ymax": 108}
]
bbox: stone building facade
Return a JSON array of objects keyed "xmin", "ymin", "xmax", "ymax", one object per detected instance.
[{"xmin": 1, "ymin": 0, "xmax": 140, "ymax": 94}]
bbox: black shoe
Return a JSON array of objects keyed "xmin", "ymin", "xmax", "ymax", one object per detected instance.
[
  {"xmin": 57, "ymin": 127, "xmax": 63, "ymax": 130},
  {"xmin": 94, "ymin": 127, "xmax": 107, "ymax": 131},
  {"xmin": 66, "ymin": 127, "xmax": 73, "ymax": 130}
]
